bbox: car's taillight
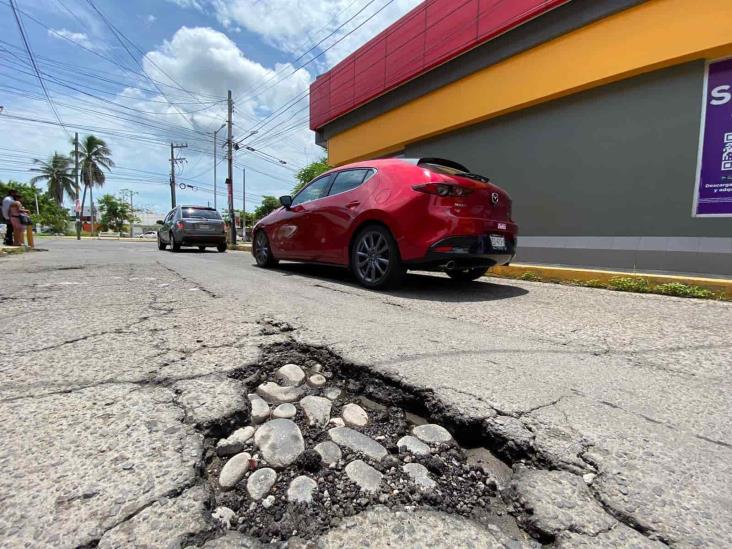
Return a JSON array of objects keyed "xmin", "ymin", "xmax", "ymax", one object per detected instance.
[
  {"xmin": 176, "ymin": 221, "xmax": 184, "ymax": 230},
  {"xmin": 412, "ymin": 183, "xmax": 473, "ymax": 197}
]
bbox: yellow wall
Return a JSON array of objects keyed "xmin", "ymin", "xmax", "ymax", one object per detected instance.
[{"xmin": 327, "ymin": 0, "xmax": 732, "ymax": 166}]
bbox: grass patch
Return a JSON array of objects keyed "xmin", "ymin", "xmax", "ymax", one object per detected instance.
[
  {"xmin": 654, "ymin": 282, "xmax": 715, "ymax": 299},
  {"xmin": 606, "ymin": 276, "xmax": 651, "ymax": 293},
  {"xmin": 519, "ymin": 271, "xmax": 541, "ymax": 281}
]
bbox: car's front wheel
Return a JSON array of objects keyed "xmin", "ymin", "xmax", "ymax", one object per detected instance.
[
  {"xmin": 253, "ymin": 230, "xmax": 277, "ymax": 267},
  {"xmin": 351, "ymin": 225, "xmax": 405, "ymax": 290},
  {"xmin": 446, "ymin": 267, "xmax": 487, "ymax": 282},
  {"xmin": 157, "ymin": 234, "xmax": 166, "ymax": 250}
]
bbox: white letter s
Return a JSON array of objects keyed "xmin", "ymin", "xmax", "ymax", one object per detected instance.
[{"xmin": 710, "ymin": 85, "xmax": 731, "ymax": 106}]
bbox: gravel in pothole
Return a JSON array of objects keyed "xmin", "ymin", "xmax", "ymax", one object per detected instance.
[{"xmin": 206, "ymin": 359, "xmax": 505, "ymax": 543}]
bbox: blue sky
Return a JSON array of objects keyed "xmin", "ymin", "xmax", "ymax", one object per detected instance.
[{"xmin": 0, "ymin": 0, "xmax": 420, "ymax": 215}]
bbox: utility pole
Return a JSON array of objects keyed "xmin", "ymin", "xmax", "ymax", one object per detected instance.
[
  {"xmin": 89, "ymin": 163, "xmax": 94, "ymax": 237},
  {"xmin": 242, "ymin": 167, "xmax": 246, "ymax": 241},
  {"xmin": 74, "ymin": 132, "xmax": 80, "ymax": 240},
  {"xmin": 169, "ymin": 143, "xmax": 187, "ymax": 209},
  {"xmin": 213, "ymin": 122, "xmax": 225, "ymax": 211},
  {"xmin": 120, "ymin": 189, "xmax": 138, "ymax": 237},
  {"xmin": 227, "ymin": 89, "xmax": 236, "ymax": 245}
]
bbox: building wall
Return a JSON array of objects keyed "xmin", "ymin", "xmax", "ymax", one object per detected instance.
[{"xmin": 404, "ymin": 62, "xmax": 732, "ymax": 275}]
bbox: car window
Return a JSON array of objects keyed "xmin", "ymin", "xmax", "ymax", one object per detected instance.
[
  {"xmin": 164, "ymin": 211, "xmax": 174, "ymax": 224},
  {"xmin": 328, "ymin": 169, "xmax": 372, "ymax": 196},
  {"xmin": 292, "ymin": 174, "xmax": 333, "ymax": 206},
  {"xmin": 181, "ymin": 208, "xmax": 221, "ymax": 220}
]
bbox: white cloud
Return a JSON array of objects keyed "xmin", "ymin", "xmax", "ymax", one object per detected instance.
[
  {"xmin": 164, "ymin": 0, "xmax": 204, "ymax": 11},
  {"xmin": 48, "ymin": 28, "xmax": 97, "ymax": 50},
  {"xmin": 146, "ymin": 14, "xmax": 157, "ymax": 24}
]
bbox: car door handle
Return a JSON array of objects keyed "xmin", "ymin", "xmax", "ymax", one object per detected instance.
[{"xmin": 345, "ymin": 201, "xmax": 360, "ymax": 209}]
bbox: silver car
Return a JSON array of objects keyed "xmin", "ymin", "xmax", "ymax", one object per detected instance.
[{"xmin": 157, "ymin": 205, "xmax": 227, "ymax": 252}]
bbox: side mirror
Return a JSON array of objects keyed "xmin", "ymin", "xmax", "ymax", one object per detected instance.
[
  {"xmin": 156, "ymin": 220, "xmax": 163, "ymax": 225},
  {"xmin": 279, "ymin": 195, "xmax": 293, "ymax": 209}
]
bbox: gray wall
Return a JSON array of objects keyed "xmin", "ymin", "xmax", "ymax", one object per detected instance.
[{"xmin": 404, "ymin": 61, "xmax": 732, "ymax": 275}]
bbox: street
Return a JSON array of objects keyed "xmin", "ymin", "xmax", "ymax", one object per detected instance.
[{"xmin": 1, "ymin": 239, "xmax": 730, "ymax": 548}]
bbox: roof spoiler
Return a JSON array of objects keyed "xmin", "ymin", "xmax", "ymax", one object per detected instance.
[{"xmin": 401, "ymin": 157, "xmax": 470, "ymax": 173}]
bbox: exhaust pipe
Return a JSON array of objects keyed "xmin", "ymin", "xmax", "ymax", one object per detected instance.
[{"xmin": 445, "ymin": 260, "xmax": 457, "ymax": 270}]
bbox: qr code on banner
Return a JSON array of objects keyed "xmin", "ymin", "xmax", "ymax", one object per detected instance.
[
  {"xmin": 725, "ymin": 133, "xmax": 732, "ymax": 143},
  {"xmin": 723, "ymin": 136, "xmax": 732, "ymax": 171}
]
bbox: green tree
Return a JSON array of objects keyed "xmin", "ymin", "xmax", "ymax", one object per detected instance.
[
  {"xmin": 97, "ymin": 193, "xmax": 134, "ymax": 232},
  {"xmin": 254, "ymin": 195, "xmax": 281, "ymax": 220},
  {"xmin": 72, "ymin": 135, "xmax": 114, "ymax": 225},
  {"xmin": 29, "ymin": 153, "xmax": 76, "ymax": 205},
  {"xmin": 293, "ymin": 158, "xmax": 331, "ymax": 194}
]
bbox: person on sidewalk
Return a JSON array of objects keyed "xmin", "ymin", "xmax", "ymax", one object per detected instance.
[
  {"xmin": 7, "ymin": 193, "xmax": 30, "ymax": 246},
  {"xmin": 1, "ymin": 189, "xmax": 19, "ymax": 246}
]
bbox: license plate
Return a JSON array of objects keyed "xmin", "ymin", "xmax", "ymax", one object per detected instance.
[
  {"xmin": 489, "ymin": 235, "xmax": 506, "ymax": 249},
  {"xmin": 198, "ymin": 224, "xmax": 210, "ymax": 230}
]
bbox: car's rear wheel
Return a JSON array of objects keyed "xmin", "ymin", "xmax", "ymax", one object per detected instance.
[
  {"xmin": 170, "ymin": 232, "xmax": 181, "ymax": 252},
  {"xmin": 157, "ymin": 234, "xmax": 166, "ymax": 250},
  {"xmin": 351, "ymin": 225, "xmax": 404, "ymax": 290},
  {"xmin": 254, "ymin": 230, "xmax": 277, "ymax": 267},
  {"xmin": 217, "ymin": 242, "xmax": 227, "ymax": 253},
  {"xmin": 446, "ymin": 267, "xmax": 487, "ymax": 282}
]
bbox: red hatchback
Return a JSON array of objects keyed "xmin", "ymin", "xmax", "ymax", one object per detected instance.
[{"xmin": 252, "ymin": 158, "xmax": 517, "ymax": 289}]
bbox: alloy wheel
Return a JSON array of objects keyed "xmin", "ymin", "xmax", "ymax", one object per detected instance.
[
  {"xmin": 255, "ymin": 231, "xmax": 269, "ymax": 265},
  {"xmin": 355, "ymin": 230, "xmax": 390, "ymax": 284}
]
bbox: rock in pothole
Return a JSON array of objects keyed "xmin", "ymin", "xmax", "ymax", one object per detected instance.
[
  {"xmin": 342, "ymin": 403, "xmax": 368, "ymax": 427},
  {"xmin": 397, "ymin": 435, "xmax": 430, "ymax": 456},
  {"xmin": 314, "ymin": 441, "xmax": 342, "ymax": 465},
  {"xmin": 217, "ymin": 427, "xmax": 256, "ymax": 457},
  {"xmin": 413, "ymin": 424, "xmax": 453, "ymax": 444},
  {"xmin": 256, "ymin": 382, "xmax": 304, "ymax": 404},
  {"xmin": 212, "ymin": 506, "xmax": 237, "ymax": 529},
  {"xmin": 324, "ymin": 387, "xmax": 341, "ymax": 400},
  {"xmin": 308, "ymin": 374, "xmax": 327, "ymax": 388},
  {"xmin": 272, "ymin": 403, "xmax": 296, "ymax": 419},
  {"xmin": 287, "ymin": 475, "xmax": 317, "ymax": 504},
  {"xmin": 219, "ymin": 452, "xmax": 251, "ymax": 490},
  {"xmin": 254, "ymin": 419, "xmax": 305, "ymax": 468},
  {"xmin": 300, "ymin": 396, "xmax": 332, "ymax": 427},
  {"xmin": 247, "ymin": 468, "xmax": 277, "ymax": 500},
  {"xmin": 329, "ymin": 418, "xmax": 345, "ymax": 428},
  {"xmin": 276, "ymin": 364, "xmax": 306, "ymax": 386},
  {"xmin": 329, "ymin": 427, "xmax": 387, "ymax": 461},
  {"xmin": 248, "ymin": 394, "xmax": 270, "ymax": 424},
  {"xmin": 345, "ymin": 460, "xmax": 383, "ymax": 493},
  {"xmin": 403, "ymin": 463, "xmax": 436, "ymax": 491}
]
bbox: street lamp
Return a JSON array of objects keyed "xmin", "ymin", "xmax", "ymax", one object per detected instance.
[{"xmin": 213, "ymin": 122, "xmax": 226, "ymax": 210}]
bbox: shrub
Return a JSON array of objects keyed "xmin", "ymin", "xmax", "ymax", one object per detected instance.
[
  {"xmin": 582, "ymin": 279, "xmax": 606, "ymax": 288},
  {"xmin": 607, "ymin": 276, "xmax": 650, "ymax": 293},
  {"xmin": 654, "ymin": 282, "xmax": 715, "ymax": 299},
  {"xmin": 520, "ymin": 271, "xmax": 541, "ymax": 281}
]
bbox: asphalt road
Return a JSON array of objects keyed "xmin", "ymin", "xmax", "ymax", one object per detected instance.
[{"xmin": 1, "ymin": 239, "xmax": 730, "ymax": 548}]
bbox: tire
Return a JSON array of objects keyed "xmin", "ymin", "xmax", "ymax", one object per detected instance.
[
  {"xmin": 447, "ymin": 267, "xmax": 488, "ymax": 282},
  {"xmin": 157, "ymin": 234, "xmax": 167, "ymax": 250},
  {"xmin": 351, "ymin": 225, "xmax": 405, "ymax": 290},
  {"xmin": 253, "ymin": 230, "xmax": 278, "ymax": 267},
  {"xmin": 217, "ymin": 242, "xmax": 227, "ymax": 253},
  {"xmin": 170, "ymin": 232, "xmax": 181, "ymax": 252},
  {"xmin": 198, "ymin": 246, "xmax": 206, "ymax": 252}
]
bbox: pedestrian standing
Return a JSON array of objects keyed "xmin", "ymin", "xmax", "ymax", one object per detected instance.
[
  {"xmin": 2, "ymin": 189, "xmax": 18, "ymax": 246},
  {"xmin": 8, "ymin": 192, "xmax": 30, "ymax": 246}
]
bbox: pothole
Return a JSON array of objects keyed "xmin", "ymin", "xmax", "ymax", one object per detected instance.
[{"xmin": 199, "ymin": 342, "xmax": 532, "ymax": 545}]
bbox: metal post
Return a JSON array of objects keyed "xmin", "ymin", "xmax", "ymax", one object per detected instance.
[
  {"xmin": 170, "ymin": 142, "xmax": 177, "ymax": 209},
  {"xmin": 74, "ymin": 132, "xmax": 80, "ymax": 240},
  {"xmin": 227, "ymin": 90, "xmax": 236, "ymax": 245},
  {"xmin": 242, "ymin": 167, "xmax": 246, "ymax": 241},
  {"xmin": 213, "ymin": 129, "xmax": 217, "ymax": 211}
]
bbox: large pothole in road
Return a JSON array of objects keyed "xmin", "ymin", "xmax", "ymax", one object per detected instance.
[{"xmin": 200, "ymin": 342, "xmax": 532, "ymax": 545}]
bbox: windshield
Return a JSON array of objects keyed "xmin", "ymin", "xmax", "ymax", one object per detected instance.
[{"xmin": 182, "ymin": 208, "xmax": 221, "ymax": 220}]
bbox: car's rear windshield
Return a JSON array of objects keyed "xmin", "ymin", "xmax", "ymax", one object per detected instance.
[{"xmin": 182, "ymin": 208, "xmax": 221, "ymax": 220}]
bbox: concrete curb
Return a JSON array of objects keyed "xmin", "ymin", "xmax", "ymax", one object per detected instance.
[
  {"xmin": 229, "ymin": 244, "xmax": 252, "ymax": 252},
  {"xmin": 490, "ymin": 263, "xmax": 732, "ymax": 299},
  {"xmin": 0, "ymin": 246, "xmax": 26, "ymax": 256},
  {"xmin": 38, "ymin": 236, "xmax": 153, "ymax": 242}
]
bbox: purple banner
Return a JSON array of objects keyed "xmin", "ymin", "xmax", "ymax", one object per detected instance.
[{"xmin": 694, "ymin": 58, "xmax": 732, "ymax": 216}]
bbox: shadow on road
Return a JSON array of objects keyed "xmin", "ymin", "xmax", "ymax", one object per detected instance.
[{"xmin": 270, "ymin": 262, "xmax": 529, "ymax": 302}]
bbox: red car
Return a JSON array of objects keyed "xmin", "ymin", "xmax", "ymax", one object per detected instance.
[{"xmin": 252, "ymin": 158, "xmax": 517, "ymax": 289}]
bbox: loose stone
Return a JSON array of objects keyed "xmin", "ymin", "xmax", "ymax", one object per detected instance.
[
  {"xmin": 328, "ymin": 427, "xmax": 387, "ymax": 461},
  {"xmin": 403, "ymin": 463, "xmax": 436, "ymax": 491},
  {"xmin": 300, "ymin": 396, "xmax": 332, "ymax": 427},
  {"xmin": 583, "ymin": 473, "xmax": 596, "ymax": 485},
  {"xmin": 310, "ymin": 363, "xmax": 323, "ymax": 373},
  {"xmin": 341, "ymin": 403, "xmax": 369, "ymax": 427},
  {"xmin": 329, "ymin": 418, "xmax": 345, "ymax": 428},
  {"xmin": 216, "ymin": 427, "xmax": 256, "ymax": 457},
  {"xmin": 272, "ymin": 403, "xmax": 297, "ymax": 419},
  {"xmin": 345, "ymin": 460, "xmax": 383, "ymax": 493},
  {"xmin": 254, "ymin": 419, "xmax": 305, "ymax": 468},
  {"xmin": 412, "ymin": 424, "xmax": 453, "ymax": 444},
  {"xmin": 276, "ymin": 364, "xmax": 306, "ymax": 386},
  {"xmin": 247, "ymin": 468, "xmax": 277, "ymax": 500},
  {"xmin": 256, "ymin": 382, "xmax": 304, "ymax": 403},
  {"xmin": 262, "ymin": 495, "xmax": 275, "ymax": 509},
  {"xmin": 308, "ymin": 374, "xmax": 327, "ymax": 388},
  {"xmin": 314, "ymin": 441, "xmax": 342, "ymax": 465},
  {"xmin": 397, "ymin": 435, "xmax": 431, "ymax": 456},
  {"xmin": 287, "ymin": 475, "xmax": 318, "ymax": 504},
  {"xmin": 219, "ymin": 452, "xmax": 251, "ymax": 490},
  {"xmin": 324, "ymin": 387, "xmax": 342, "ymax": 400},
  {"xmin": 248, "ymin": 394, "xmax": 270, "ymax": 424},
  {"xmin": 212, "ymin": 506, "xmax": 236, "ymax": 529}
]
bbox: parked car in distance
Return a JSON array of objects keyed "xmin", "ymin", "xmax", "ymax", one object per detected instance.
[
  {"xmin": 252, "ymin": 157, "xmax": 517, "ymax": 289},
  {"xmin": 139, "ymin": 231, "xmax": 157, "ymax": 238},
  {"xmin": 157, "ymin": 205, "xmax": 227, "ymax": 252}
]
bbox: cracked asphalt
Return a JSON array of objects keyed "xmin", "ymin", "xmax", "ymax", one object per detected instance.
[{"xmin": 1, "ymin": 239, "xmax": 730, "ymax": 548}]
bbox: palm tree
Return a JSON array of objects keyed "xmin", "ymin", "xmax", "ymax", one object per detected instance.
[
  {"xmin": 71, "ymin": 135, "xmax": 114, "ymax": 231},
  {"xmin": 30, "ymin": 153, "xmax": 76, "ymax": 205}
]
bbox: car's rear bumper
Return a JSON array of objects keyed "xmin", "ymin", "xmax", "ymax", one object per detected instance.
[
  {"xmin": 404, "ymin": 235, "xmax": 516, "ymax": 271},
  {"xmin": 179, "ymin": 234, "xmax": 226, "ymax": 246}
]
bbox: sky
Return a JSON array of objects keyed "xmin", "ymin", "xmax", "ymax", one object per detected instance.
[{"xmin": 0, "ymin": 0, "xmax": 421, "ymax": 215}]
